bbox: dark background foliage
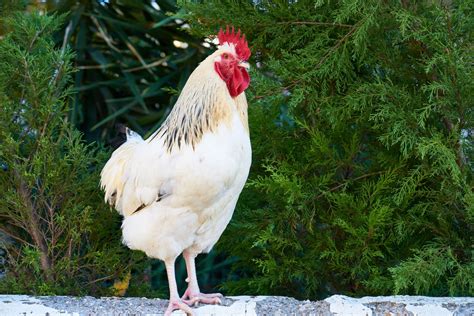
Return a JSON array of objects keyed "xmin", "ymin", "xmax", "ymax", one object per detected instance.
[{"xmin": 49, "ymin": 0, "xmax": 209, "ymax": 144}]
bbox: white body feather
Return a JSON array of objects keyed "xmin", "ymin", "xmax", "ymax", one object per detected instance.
[{"xmin": 100, "ymin": 52, "xmax": 251, "ymax": 261}]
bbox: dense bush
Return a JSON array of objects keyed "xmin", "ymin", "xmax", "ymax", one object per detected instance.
[
  {"xmin": 0, "ymin": 11, "xmax": 136, "ymax": 295},
  {"xmin": 183, "ymin": 0, "xmax": 474, "ymax": 298}
]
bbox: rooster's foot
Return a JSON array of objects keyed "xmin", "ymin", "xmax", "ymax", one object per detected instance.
[
  {"xmin": 165, "ymin": 298, "xmax": 194, "ymax": 316},
  {"xmin": 182, "ymin": 289, "xmax": 223, "ymax": 306}
]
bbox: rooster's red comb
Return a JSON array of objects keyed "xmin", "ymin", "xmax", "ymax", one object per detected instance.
[{"xmin": 218, "ymin": 26, "xmax": 251, "ymax": 61}]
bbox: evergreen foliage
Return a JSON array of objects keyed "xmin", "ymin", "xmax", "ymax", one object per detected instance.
[
  {"xmin": 183, "ymin": 0, "xmax": 474, "ymax": 298},
  {"xmin": 0, "ymin": 11, "xmax": 133, "ymax": 295}
]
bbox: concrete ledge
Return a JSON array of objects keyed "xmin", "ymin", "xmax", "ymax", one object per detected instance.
[{"xmin": 0, "ymin": 294, "xmax": 472, "ymax": 315}]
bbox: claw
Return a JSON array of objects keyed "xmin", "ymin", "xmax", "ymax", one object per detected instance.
[{"xmin": 165, "ymin": 298, "xmax": 195, "ymax": 316}]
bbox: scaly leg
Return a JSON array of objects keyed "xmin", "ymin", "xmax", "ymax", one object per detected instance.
[
  {"xmin": 181, "ymin": 250, "xmax": 223, "ymax": 306},
  {"xmin": 164, "ymin": 258, "xmax": 194, "ymax": 316}
]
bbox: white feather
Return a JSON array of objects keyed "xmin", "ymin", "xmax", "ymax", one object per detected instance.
[{"xmin": 119, "ymin": 104, "xmax": 251, "ymax": 260}]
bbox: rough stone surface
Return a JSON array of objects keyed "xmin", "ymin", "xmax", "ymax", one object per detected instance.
[{"xmin": 0, "ymin": 294, "xmax": 472, "ymax": 315}]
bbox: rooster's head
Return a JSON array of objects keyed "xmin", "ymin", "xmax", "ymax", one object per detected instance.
[{"xmin": 214, "ymin": 26, "xmax": 251, "ymax": 98}]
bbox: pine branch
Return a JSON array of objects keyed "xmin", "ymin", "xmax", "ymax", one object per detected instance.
[
  {"xmin": 314, "ymin": 23, "xmax": 359, "ymax": 69},
  {"xmin": 0, "ymin": 227, "xmax": 34, "ymax": 248},
  {"xmin": 87, "ymin": 274, "xmax": 115, "ymax": 285},
  {"xmin": 276, "ymin": 21, "xmax": 354, "ymax": 28},
  {"xmin": 14, "ymin": 170, "xmax": 52, "ymax": 281},
  {"xmin": 314, "ymin": 171, "xmax": 386, "ymax": 200}
]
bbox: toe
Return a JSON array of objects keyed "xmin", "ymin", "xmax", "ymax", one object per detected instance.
[
  {"xmin": 182, "ymin": 294, "xmax": 222, "ymax": 306},
  {"xmin": 165, "ymin": 299, "xmax": 195, "ymax": 316},
  {"xmin": 200, "ymin": 292, "xmax": 223, "ymax": 298},
  {"xmin": 182, "ymin": 296, "xmax": 199, "ymax": 307},
  {"xmin": 199, "ymin": 296, "xmax": 222, "ymax": 305}
]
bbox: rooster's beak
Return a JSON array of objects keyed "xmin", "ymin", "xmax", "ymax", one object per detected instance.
[{"xmin": 239, "ymin": 61, "xmax": 250, "ymax": 69}]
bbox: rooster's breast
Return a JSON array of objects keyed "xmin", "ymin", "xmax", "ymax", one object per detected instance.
[
  {"xmin": 166, "ymin": 109, "xmax": 251, "ymax": 211},
  {"xmin": 162, "ymin": 106, "xmax": 251, "ymax": 254}
]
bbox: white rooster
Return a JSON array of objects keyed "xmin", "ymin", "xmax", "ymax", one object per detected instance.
[{"xmin": 100, "ymin": 27, "xmax": 252, "ymax": 315}]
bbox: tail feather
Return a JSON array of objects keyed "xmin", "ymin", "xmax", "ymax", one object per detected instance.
[{"xmin": 100, "ymin": 128, "xmax": 143, "ymax": 215}]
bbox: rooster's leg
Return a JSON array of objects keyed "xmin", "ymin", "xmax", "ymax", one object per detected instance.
[
  {"xmin": 164, "ymin": 258, "xmax": 194, "ymax": 316},
  {"xmin": 181, "ymin": 250, "xmax": 223, "ymax": 306}
]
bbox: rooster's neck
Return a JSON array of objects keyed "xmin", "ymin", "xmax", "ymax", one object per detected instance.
[{"xmin": 148, "ymin": 59, "xmax": 248, "ymax": 151}]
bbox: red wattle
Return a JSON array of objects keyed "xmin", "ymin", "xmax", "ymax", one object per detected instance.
[{"xmin": 215, "ymin": 63, "xmax": 249, "ymax": 98}]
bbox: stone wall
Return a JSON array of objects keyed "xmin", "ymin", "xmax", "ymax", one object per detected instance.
[{"xmin": 1, "ymin": 294, "xmax": 473, "ymax": 315}]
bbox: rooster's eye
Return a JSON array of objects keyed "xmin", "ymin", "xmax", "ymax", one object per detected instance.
[{"xmin": 222, "ymin": 53, "xmax": 229, "ymax": 59}]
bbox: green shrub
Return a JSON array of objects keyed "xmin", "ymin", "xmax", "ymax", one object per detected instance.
[
  {"xmin": 183, "ymin": 0, "xmax": 474, "ymax": 298},
  {"xmin": 0, "ymin": 11, "xmax": 133, "ymax": 296}
]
